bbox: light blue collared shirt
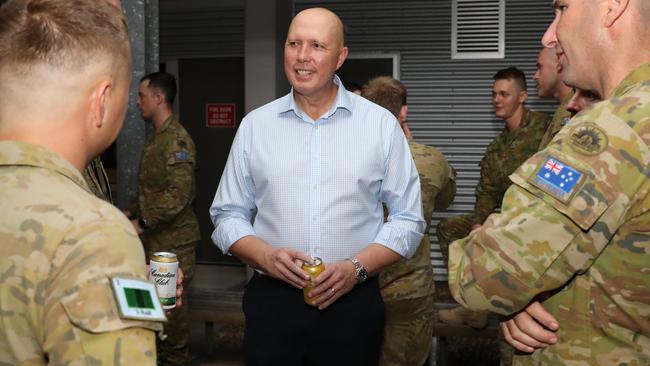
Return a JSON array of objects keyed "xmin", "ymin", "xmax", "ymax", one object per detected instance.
[{"xmin": 210, "ymin": 76, "xmax": 424, "ymax": 263}]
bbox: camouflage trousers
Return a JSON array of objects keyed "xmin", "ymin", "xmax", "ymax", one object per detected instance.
[
  {"xmin": 379, "ymin": 294, "xmax": 434, "ymax": 366},
  {"xmin": 144, "ymin": 240, "xmax": 197, "ymax": 366},
  {"xmin": 435, "ymin": 213, "xmax": 476, "ymax": 264}
]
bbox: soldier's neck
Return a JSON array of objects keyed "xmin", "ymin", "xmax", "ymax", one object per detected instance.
[
  {"xmin": 152, "ymin": 109, "xmax": 173, "ymax": 132},
  {"xmin": 504, "ymin": 107, "xmax": 526, "ymax": 132}
]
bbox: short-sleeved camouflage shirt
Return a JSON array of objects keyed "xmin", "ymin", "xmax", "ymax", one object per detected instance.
[
  {"xmin": 449, "ymin": 63, "xmax": 650, "ymax": 365},
  {"xmin": 0, "ymin": 141, "xmax": 161, "ymax": 365},
  {"xmin": 380, "ymin": 141, "xmax": 455, "ymax": 301},
  {"xmin": 538, "ymin": 91, "xmax": 574, "ymax": 151}
]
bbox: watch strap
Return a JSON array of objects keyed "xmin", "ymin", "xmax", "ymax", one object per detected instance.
[{"xmin": 347, "ymin": 258, "xmax": 367, "ymax": 284}]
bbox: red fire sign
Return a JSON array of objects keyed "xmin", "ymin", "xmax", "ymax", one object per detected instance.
[{"xmin": 206, "ymin": 103, "xmax": 236, "ymax": 128}]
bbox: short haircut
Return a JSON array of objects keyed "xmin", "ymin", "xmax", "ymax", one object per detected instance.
[
  {"xmin": 141, "ymin": 71, "xmax": 177, "ymax": 106},
  {"xmin": 0, "ymin": 0, "xmax": 129, "ymax": 75},
  {"xmin": 361, "ymin": 76, "xmax": 407, "ymax": 119},
  {"xmin": 493, "ymin": 67, "xmax": 527, "ymax": 92}
]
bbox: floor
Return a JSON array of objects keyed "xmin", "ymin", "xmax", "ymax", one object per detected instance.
[
  {"xmin": 187, "ymin": 264, "xmax": 247, "ymax": 366},
  {"xmin": 182, "ymin": 265, "xmax": 501, "ymax": 366}
]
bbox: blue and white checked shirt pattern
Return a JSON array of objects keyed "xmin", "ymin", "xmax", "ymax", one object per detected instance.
[{"xmin": 210, "ymin": 76, "xmax": 424, "ymax": 263}]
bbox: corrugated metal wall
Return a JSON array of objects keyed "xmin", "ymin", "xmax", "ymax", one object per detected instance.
[
  {"xmin": 159, "ymin": 0, "xmax": 558, "ymax": 279},
  {"xmin": 296, "ymin": 0, "xmax": 557, "ymax": 280},
  {"xmin": 160, "ymin": 2, "xmax": 244, "ymax": 59}
]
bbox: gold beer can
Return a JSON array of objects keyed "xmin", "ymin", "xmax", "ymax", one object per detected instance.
[
  {"xmin": 302, "ymin": 257, "xmax": 324, "ymax": 306},
  {"xmin": 150, "ymin": 252, "xmax": 178, "ymax": 309}
]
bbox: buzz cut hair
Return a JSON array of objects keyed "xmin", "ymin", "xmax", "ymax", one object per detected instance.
[
  {"xmin": 361, "ymin": 76, "xmax": 407, "ymax": 119},
  {"xmin": 141, "ymin": 71, "xmax": 178, "ymax": 107},
  {"xmin": 0, "ymin": 0, "xmax": 129, "ymax": 75},
  {"xmin": 493, "ymin": 67, "xmax": 527, "ymax": 93}
]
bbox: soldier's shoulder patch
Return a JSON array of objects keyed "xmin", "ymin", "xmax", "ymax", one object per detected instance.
[
  {"xmin": 174, "ymin": 151, "xmax": 189, "ymax": 162},
  {"xmin": 529, "ymin": 155, "xmax": 585, "ymax": 203},
  {"xmin": 110, "ymin": 277, "xmax": 166, "ymax": 322},
  {"xmin": 568, "ymin": 123, "xmax": 608, "ymax": 155}
]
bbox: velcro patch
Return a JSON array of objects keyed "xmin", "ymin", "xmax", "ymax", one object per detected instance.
[
  {"xmin": 174, "ymin": 151, "xmax": 189, "ymax": 162},
  {"xmin": 110, "ymin": 277, "xmax": 166, "ymax": 322},
  {"xmin": 530, "ymin": 156, "xmax": 584, "ymax": 203}
]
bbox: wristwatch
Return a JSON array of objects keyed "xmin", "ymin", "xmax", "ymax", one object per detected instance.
[{"xmin": 347, "ymin": 258, "xmax": 368, "ymax": 284}]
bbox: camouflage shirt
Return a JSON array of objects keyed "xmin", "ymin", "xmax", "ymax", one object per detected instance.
[
  {"xmin": 474, "ymin": 109, "xmax": 551, "ymax": 224},
  {"xmin": 0, "ymin": 141, "xmax": 161, "ymax": 365},
  {"xmin": 380, "ymin": 141, "xmax": 456, "ymax": 301},
  {"xmin": 538, "ymin": 91, "xmax": 574, "ymax": 151},
  {"xmin": 134, "ymin": 115, "xmax": 200, "ymax": 252},
  {"xmin": 448, "ymin": 63, "xmax": 650, "ymax": 365},
  {"xmin": 82, "ymin": 157, "xmax": 112, "ymax": 203}
]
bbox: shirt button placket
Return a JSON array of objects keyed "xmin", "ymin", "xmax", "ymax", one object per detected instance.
[{"xmin": 309, "ymin": 120, "xmax": 322, "ymax": 259}]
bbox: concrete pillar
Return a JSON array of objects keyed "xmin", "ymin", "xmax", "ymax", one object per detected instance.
[
  {"xmin": 116, "ymin": 0, "xmax": 159, "ymax": 208},
  {"xmin": 244, "ymin": 0, "xmax": 292, "ymax": 113}
]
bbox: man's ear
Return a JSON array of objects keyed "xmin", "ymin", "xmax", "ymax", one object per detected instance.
[
  {"xmin": 91, "ymin": 80, "xmax": 112, "ymax": 128},
  {"xmin": 603, "ymin": 0, "xmax": 629, "ymax": 27},
  {"xmin": 154, "ymin": 91, "xmax": 164, "ymax": 106},
  {"xmin": 518, "ymin": 90, "xmax": 528, "ymax": 104},
  {"xmin": 399, "ymin": 105, "xmax": 408, "ymax": 124},
  {"xmin": 336, "ymin": 46, "xmax": 349, "ymax": 70}
]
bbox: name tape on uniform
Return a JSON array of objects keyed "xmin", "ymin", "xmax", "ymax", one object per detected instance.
[
  {"xmin": 110, "ymin": 277, "xmax": 166, "ymax": 322},
  {"xmin": 531, "ymin": 156, "xmax": 584, "ymax": 203}
]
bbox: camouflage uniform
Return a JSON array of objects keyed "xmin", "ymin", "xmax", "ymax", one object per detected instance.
[
  {"xmin": 0, "ymin": 141, "xmax": 162, "ymax": 365},
  {"xmin": 379, "ymin": 141, "xmax": 456, "ymax": 366},
  {"xmin": 538, "ymin": 90, "xmax": 574, "ymax": 151},
  {"xmin": 448, "ymin": 63, "xmax": 650, "ymax": 365},
  {"xmin": 437, "ymin": 109, "xmax": 551, "ymax": 262},
  {"xmin": 83, "ymin": 157, "xmax": 113, "ymax": 202},
  {"xmin": 132, "ymin": 115, "xmax": 200, "ymax": 366}
]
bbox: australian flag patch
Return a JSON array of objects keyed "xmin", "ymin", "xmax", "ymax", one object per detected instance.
[
  {"xmin": 174, "ymin": 151, "xmax": 189, "ymax": 162},
  {"xmin": 531, "ymin": 156, "xmax": 583, "ymax": 202}
]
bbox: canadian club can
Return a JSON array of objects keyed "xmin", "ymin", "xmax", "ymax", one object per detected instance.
[
  {"xmin": 302, "ymin": 257, "xmax": 325, "ymax": 306},
  {"xmin": 149, "ymin": 252, "xmax": 178, "ymax": 309}
]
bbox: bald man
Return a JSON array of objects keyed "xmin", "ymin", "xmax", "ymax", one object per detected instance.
[
  {"xmin": 210, "ymin": 7, "xmax": 424, "ymax": 366},
  {"xmin": 534, "ymin": 46, "xmax": 573, "ymax": 150}
]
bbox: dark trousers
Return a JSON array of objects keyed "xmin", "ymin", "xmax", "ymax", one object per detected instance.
[{"xmin": 243, "ymin": 274, "xmax": 385, "ymax": 366}]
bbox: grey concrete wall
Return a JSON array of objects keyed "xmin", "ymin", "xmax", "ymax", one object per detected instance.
[{"xmin": 116, "ymin": 0, "xmax": 159, "ymax": 208}]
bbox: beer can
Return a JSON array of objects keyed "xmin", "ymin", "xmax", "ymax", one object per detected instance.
[
  {"xmin": 149, "ymin": 252, "xmax": 178, "ymax": 309},
  {"xmin": 302, "ymin": 257, "xmax": 325, "ymax": 306}
]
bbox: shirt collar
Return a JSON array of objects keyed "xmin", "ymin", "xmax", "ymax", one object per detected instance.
[
  {"xmin": 280, "ymin": 74, "xmax": 353, "ymax": 121},
  {"xmin": 0, "ymin": 140, "xmax": 90, "ymax": 192},
  {"xmin": 157, "ymin": 115, "xmax": 176, "ymax": 134}
]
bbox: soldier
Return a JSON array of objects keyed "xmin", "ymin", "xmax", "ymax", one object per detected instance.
[
  {"xmin": 534, "ymin": 46, "xmax": 574, "ymax": 150},
  {"xmin": 499, "ymin": 87, "xmax": 602, "ymax": 355},
  {"xmin": 436, "ymin": 67, "xmax": 551, "ymax": 327},
  {"xmin": 0, "ymin": 0, "xmax": 164, "ymax": 364},
  {"xmin": 449, "ymin": 0, "xmax": 650, "ymax": 364},
  {"xmin": 362, "ymin": 76, "xmax": 456, "ymax": 366},
  {"xmin": 126, "ymin": 71, "xmax": 200, "ymax": 366}
]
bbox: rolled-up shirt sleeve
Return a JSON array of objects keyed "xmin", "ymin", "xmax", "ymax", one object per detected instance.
[
  {"xmin": 374, "ymin": 121, "xmax": 425, "ymax": 259},
  {"xmin": 209, "ymin": 120, "xmax": 257, "ymax": 254}
]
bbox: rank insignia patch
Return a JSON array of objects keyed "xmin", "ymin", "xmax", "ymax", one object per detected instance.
[
  {"xmin": 568, "ymin": 123, "xmax": 608, "ymax": 155},
  {"xmin": 531, "ymin": 156, "xmax": 584, "ymax": 203}
]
